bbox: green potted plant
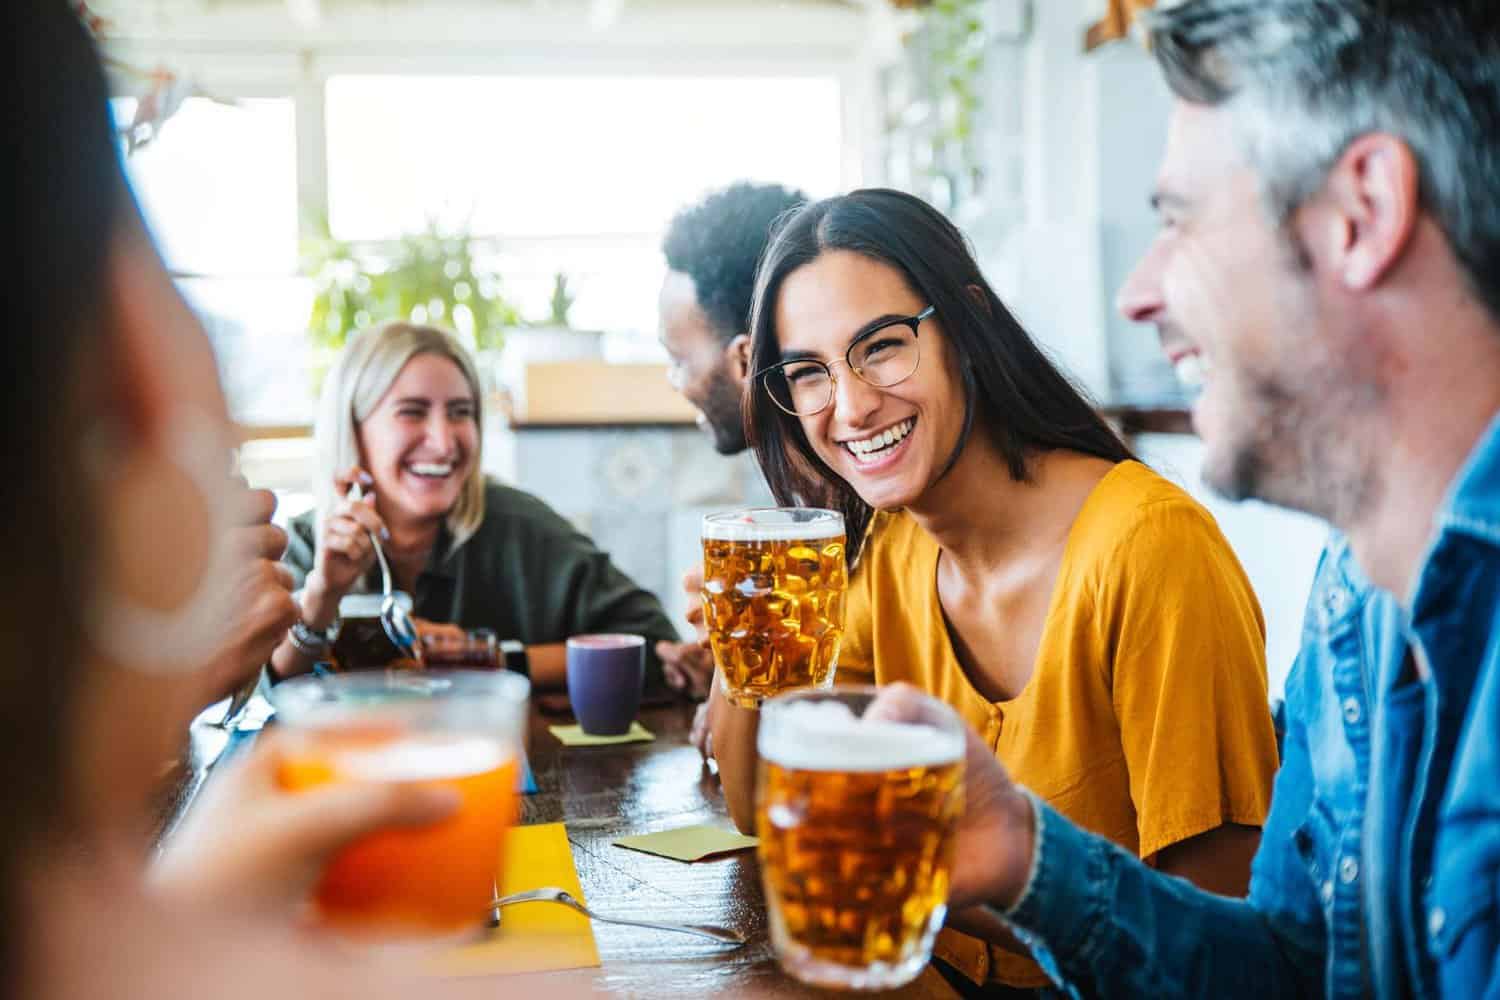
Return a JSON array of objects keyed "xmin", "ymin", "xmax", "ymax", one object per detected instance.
[
  {"xmin": 302, "ymin": 219, "xmax": 521, "ymax": 396},
  {"xmin": 498, "ymin": 271, "xmax": 604, "ymax": 418}
]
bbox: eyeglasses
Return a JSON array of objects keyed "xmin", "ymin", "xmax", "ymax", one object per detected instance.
[{"xmin": 756, "ymin": 305, "xmax": 933, "ymax": 417}]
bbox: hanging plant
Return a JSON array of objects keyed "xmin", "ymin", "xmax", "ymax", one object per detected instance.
[{"xmin": 889, "ymin": 0, "xmax": 990, "ymax": 210}]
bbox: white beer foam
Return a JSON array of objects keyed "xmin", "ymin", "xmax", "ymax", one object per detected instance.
[
  {"xmin": 759, "ymin": 700, "xmax": 963, "ymax": 772},
  {"xmin": 333, "ymin": 735, "xmax": 509, "ymax": 782},
  {"xmin": 703, "ymin": 509, "xmax": 844, "ymax": 542}
]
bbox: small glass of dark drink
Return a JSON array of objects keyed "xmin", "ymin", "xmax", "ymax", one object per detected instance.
[
  {"xmin": 420, "ymin": 627, "xmax": 501, "ymax": 670},
  {"xmin": 331, "ymin": 593, "xmax": 422, "ymax": 672}
]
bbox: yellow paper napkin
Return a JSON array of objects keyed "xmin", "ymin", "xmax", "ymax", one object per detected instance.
[
  {"xmin": 612, "ymin": 824, "xmax": 760, "ymax": 863},
  {"xmin": 438, "ymin": 823, "xmax": 601, "ymax": 977},
  {"xmin": 548, "ymin": 722, "xmax": 655, "ymax": 746}
]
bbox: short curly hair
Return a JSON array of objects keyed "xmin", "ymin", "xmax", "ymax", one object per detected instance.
[{"xmin": 662, "ymin": 182, "xmax": 808, "ymax": 344}]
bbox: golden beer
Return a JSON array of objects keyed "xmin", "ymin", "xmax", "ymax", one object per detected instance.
[
  {"xmin": 701, "ymin": 508, "xmax": 846, "ymax": 708},
  {"xmin": 756, "ymin": 688, "xmax": 965, "ymax": 990}
]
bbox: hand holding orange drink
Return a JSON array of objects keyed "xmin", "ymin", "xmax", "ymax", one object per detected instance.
[{"xmin": 269, "ymin": 670, "xmax": 529, "ymax": 937}]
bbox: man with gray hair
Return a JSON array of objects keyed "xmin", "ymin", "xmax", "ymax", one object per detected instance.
[{"xmin": 873, "ymin": 1, "xmax": 1500, "ymax": 996}]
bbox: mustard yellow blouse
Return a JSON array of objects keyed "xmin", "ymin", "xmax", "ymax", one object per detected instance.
[{"xmin": 843, "ymin": 461, "xmax": 1279, "ymax": 987}]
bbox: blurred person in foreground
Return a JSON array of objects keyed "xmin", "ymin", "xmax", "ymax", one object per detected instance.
[
  {"xmin": 714, "ymin": 187, "xmax": 1279, "ymax": 993},
  {"xmin": 268, "ymin": 321, "xmax": 680, "ymax": 698},
  {"xmin": 4, "ymin": 6, "xmax": 570, "ymax": 998},
  {"xmin": 871, "ymin": 2, "xmax": 1500, "ymax": 997}
]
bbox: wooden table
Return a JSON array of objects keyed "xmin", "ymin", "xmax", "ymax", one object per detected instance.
[
  {"xmin": 501, "ymin": 698, "xmax": 958, "ymax": 998},
  {"xmin": 175, "ymin": 695, "xmax": 958, "ymax": 998}
]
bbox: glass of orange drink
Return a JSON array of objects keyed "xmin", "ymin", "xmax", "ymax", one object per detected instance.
[{"xmin": 268, "ymin": 669, "xmax": 529, "ymax": 938}]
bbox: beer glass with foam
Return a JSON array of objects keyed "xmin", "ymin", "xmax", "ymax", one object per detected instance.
[
  {"xmin": 700, "ymin": 508, "xmax": 846, "ymax": 707},
  {"xmin": 756, "ymin": 686, "xmax": 965, "ymax": 990},
  {"xmin": 269, "ymin": 669, "xmax": 529, "ymax": 937}
]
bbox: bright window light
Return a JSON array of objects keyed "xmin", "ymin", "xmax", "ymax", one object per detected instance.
[
  {"xmin": 114, "ymin": 97, "xmax": 299, "ymax": 275},
  {"xmin": 325, "ymin": 75, "xmax": 843, "ymax": 240},
  {"xmin": 115, "ymin": 96, "xmax": 313, "ymax": 423}
]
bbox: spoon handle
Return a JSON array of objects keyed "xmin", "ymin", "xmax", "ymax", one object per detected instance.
[
  {"xmin": 368, "ymin": 528, "xmax": 394, "ymax": 597},
  {"xmin": 492, "ymin": 891, "xmax": 744, "ymax": 946},
  {"xmin": 580, "ymin": 910, "xmax": 744, "ymax": 946},
  {"xmin": 348, "ymin": 482, "xmax": 394, "ymax": 597},
  {"xmin": 216, "ymin": 673, "xmax": 259, "ymax": 729}
]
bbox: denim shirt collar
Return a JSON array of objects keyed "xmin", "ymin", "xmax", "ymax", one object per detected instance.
[
  {"xmin": 1430, "ymin": 410, "xmax": 1500, "ymax": 547},
  {"xmin": 1404, "ymin": 407, "xmax": 1500, "ymax": 680},
  {"xmin": 1319, "ymin": 532, "xmax": 1375, "ymax": 631}
]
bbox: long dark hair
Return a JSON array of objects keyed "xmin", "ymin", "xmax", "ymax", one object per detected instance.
[
  {"xmin": 745, "ymin": 188, "xmax": 1134, "ymax": 561},
  {"xmin": 6, "ymin": 2, "xmax": 118, "ymax": 993}
]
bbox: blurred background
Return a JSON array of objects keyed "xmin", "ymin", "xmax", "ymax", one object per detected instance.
[{"xmin": 96, "ymin": 0, "xmax": 1325, "ymax": 694}]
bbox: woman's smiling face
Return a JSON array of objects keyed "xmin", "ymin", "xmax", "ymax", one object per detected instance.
[
  {"xmin": 771, "ymin": 250, "xmax": 967, "ymax": 511},
  {"xmin": 355, "ymin": 352, "xmax": 478, "ymax": 525}
]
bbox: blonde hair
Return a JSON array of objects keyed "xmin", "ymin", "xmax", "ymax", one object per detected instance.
[{"xmin": 313, "ymin": 322, "xmax": 486, "ymax": 557}]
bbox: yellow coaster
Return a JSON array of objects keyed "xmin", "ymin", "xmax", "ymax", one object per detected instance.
[
  {"xmin": 613, "ymin": 824, "xmax": 760, "ymax": 863},
  {"xmin": 438, "ymin": 823, "xmax": 601, "ymax": 977},
  {"xmin": 548, "ymin": 721, "xmax": 655, "ymax": 746}
]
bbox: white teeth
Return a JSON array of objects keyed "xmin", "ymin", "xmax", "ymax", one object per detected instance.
[
  {"xmin": 1174, "ymin": 355, "xmax": 1207, "ymax": 390},
  {"xmin": 409, "ymin": 462, "xmax": 454, "ymax": 477},
  {"xmin": 844, "ymin": 418, "xmax": 915, "ymax": 460}
]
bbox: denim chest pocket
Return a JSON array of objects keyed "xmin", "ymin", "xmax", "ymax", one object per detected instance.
[{"xmin": 1427, "ymin": 865, "xmax": 1498, "ymax": 966}]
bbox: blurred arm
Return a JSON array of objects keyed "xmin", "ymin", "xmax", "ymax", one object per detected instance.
[{"xmin": 707, "ymin": 679, "xmax": 761, "ymax": 834}]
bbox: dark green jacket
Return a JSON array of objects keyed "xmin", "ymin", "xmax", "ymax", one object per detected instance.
[{"xmin": 284, "ymin": 478, "xmax": 675, "ymax": 686}]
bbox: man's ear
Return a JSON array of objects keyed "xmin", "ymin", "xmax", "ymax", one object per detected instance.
[
  {"xmin": 1320, "ymin": 132, "xmax": 1420, "ymax": 291},
  {"xmin": 726, "ymin": 333, "xmax": 753, "ymax": 383}
]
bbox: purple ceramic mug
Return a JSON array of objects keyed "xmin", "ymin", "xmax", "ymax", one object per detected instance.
[{"xmin": 566, "ymin": 634, "xmax": 646, "ymax": 736}]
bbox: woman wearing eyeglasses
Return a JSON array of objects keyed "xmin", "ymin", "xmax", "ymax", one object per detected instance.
[{"xmin": 708, "ymin": 189, "xmax": 1279, "ymax": 995}]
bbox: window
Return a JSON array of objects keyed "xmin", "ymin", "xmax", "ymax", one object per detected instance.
[
  {"xmin": 115, "ymin": 95, "xmax": 315, "ymax": 424},
  {"xmin": 113, "ymin": 72, "xmax": 848, "ymax": 424},
  {"xmin": 325, "ymin": 75, "xmax": 843, "ymax": 338}
]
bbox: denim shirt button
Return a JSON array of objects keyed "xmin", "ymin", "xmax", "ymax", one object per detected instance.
[
  {"xmin": 1338, "ymin": 856, "xmax": 1359, "ymax": 884},
  {"xmin": 1429, "ymin": 907, "xmax": 1446, "ymax": 937},
  {"xmin": 1342, "ymin": 697, "xmax": 1362, "ymax": 725},
  {"xmin": 1323, "ymin": 586, "xmax": 1350, "ymax": 622}
]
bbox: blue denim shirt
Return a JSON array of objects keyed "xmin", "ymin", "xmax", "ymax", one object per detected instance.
[{"xmin": 1005, "ymin": 413, "xmax": 1500, "ymax": 999}]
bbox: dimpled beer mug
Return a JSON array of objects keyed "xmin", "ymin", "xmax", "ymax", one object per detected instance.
[
  {"xmin": 700, "ymin": 508, "xmax": 846, "ymax": 708},
  {"xmin": 269, "ymin": 669, "xmax": 529, "ymax": 938},
  {"xmin": 757, "ymin": 686, "xmax": 965, "ymax": 990}
]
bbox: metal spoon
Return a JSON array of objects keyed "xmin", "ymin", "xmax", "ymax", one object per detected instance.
[
  {"xmin": 348, "ymin": 482, "xmax": 418, "ymax": 659},
  {"xmin": 489, "ymin": 888, "xmax": 745, "ymax": 947},
  {"xmin": 221, "ymin": 482, "xmax": 413, "ymax": 730},
  {"xmin": 216, "ymin": 673, "xmax": 261, "ymax": 729}
]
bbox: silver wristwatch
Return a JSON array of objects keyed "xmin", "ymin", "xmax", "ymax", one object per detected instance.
[{"xmin": 288, "ymin": 618, "xmax": 334, "ymax": 658}]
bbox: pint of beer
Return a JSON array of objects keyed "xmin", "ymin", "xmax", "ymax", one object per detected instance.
[
  {"xmin": 269, "ymin": 669, "xmax": 529, "ymax": 937},
  {"xmin": 757, "ymin": 687, "xmax": 965, "ymax": 990},
  {"xmin": 701, "ymin": 508, "xmax": 846, "ymax": 707}
]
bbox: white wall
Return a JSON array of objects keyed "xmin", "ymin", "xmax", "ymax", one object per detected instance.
[{"xmin": 967, "ymin": 1, "xmax": 1326, "ymax": 698}]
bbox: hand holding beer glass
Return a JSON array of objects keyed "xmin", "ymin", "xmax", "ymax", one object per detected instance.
[
  {"xmin": 757, "ymin": 686, "xmax": 965, "ymax": 990},
  {"xmin": 268, "ymin": 669, "xmax": 528, "ymax": 938},
  {"xmin": 700, "ymin": 508, "xmax": 847, "ymax": 707}
]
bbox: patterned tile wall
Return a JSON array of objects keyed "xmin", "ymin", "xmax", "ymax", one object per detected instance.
[{"xmin": 512, "ymin": 426, "xmax": 774, "ymax": 640}]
